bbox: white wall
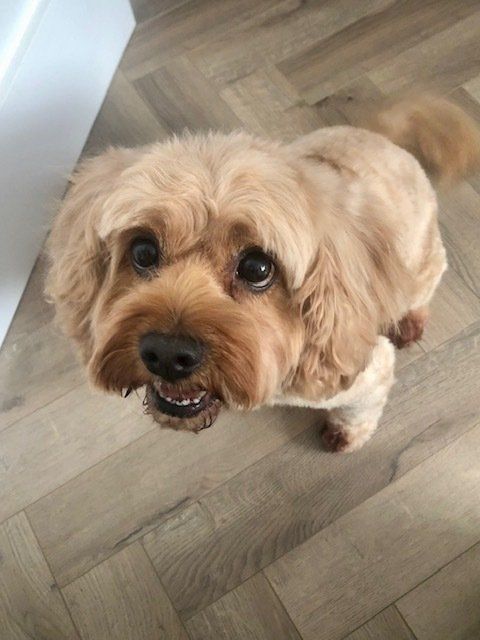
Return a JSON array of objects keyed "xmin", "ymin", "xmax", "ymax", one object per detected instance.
[{"xmin": 0, "ymin": 0, "xmax": 135, "ymax": 346}]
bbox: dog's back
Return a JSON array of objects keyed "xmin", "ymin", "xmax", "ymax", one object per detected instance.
[{"xmin": 289, "ymin": 93, "xmax": 480, "ymax": 347}]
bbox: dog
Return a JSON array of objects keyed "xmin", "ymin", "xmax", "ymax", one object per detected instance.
[{"xmin": 45, "ymin": 94, "xmax": 480, "ymax": 452}]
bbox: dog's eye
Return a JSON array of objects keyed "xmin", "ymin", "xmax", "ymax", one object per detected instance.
[
  {"xmin": 236, "ymin": 250, "xmax": 275, "ymax": 291},
  {"xmin": 130, "ymin": 237, "xmax": 159, "ymax": 273}
]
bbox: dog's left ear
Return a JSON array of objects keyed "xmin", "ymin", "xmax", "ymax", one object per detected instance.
[
  {"xmin": 45, "ymin": 147, "xmax": 139, "ymax": 360},
  {"xmin": 291, "ymin": 219, "xmax": 410, "ymax": 399},
  {"xmin": 291, "ymin": 242, "xmax": 376, "ymax": 398}
]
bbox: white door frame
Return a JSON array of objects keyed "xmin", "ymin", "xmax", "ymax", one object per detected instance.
[{"xmin": 0, "ymin": 0, "xmax": 135, "ymax": 346}]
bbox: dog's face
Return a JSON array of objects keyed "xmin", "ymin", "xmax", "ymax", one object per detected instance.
[
  {"xmin": 89, "ymin": 217, "xmax": 306, "ymax": 431},
  {"xmin": 47, "ymin": 133, "xmax": 403, "ymax": 430},
  {"xmin": 47, "ymin": 134, "xmax": 322, "ymax": 430}
]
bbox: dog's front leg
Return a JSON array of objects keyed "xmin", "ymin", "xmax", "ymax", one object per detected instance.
[{"xmin": 321, "ymin": 337, "xmax": 395, "ymax": 453}]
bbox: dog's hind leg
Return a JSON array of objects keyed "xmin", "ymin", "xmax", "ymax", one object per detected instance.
[
  {"xmin": 321, "ymin": 337, "xmax": 395, "ymax": 453},
  {"xmin": 389, "ymin": 214, "xmax": 447, "ymax": 350}
]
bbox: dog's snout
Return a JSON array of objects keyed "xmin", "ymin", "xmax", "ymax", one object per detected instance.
[{"xmin": 139, "ymin": 333, "xmax": 204, "ymax": 381}]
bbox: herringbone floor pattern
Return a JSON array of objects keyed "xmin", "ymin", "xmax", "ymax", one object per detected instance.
[{"xmin": 1, "ymin": 1, "xmax": 480, "ymax": 638}]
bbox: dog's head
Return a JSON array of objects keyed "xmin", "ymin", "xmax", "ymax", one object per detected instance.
[{"xmin": 46, "ymin": 133, "xmax": 408, "ymax": 430}]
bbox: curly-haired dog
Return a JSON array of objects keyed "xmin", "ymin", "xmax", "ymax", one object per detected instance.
[{"xmin": 46, "ymin": 95, "xmax": 480, "ymax": 452}]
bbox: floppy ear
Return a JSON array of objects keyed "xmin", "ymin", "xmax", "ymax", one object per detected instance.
[
  {"xmin": 291, "ymin": 219, "xmax": 411, "ymax": 399},
  {"xmin": 45, "ymin": 148, "xmax": 138, "ymax": 361},
  {"xmin": 292, "ymin": 243, "xmax": 375, "ymax": 398}
]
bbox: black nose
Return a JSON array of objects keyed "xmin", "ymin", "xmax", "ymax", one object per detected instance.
[{"xmin": 139, "ymin": 333, "xmax": 204, "ymax": 381}]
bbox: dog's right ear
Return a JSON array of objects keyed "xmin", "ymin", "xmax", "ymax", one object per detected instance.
[{"xmin": 45, "ymin": 148, "xmax": 138, "ymax": 361}]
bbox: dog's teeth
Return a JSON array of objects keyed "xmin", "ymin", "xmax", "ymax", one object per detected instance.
[{"xmin": 156, "ymin": 386, "xmax": 208, "ymax": 408}]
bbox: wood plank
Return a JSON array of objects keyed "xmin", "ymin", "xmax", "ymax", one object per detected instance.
[
  {"xmin": 0, "ymin": 256, "xmax": 84, "ymax": 432},
  {"xmin": 63, "ymin": 543, "xmax": 187, "ymax": 640},
  {"xmin": 397, "ymin": 541, "xmax": 480, "ymax": 640},
  {"xmin": 464, "ymin": 73, "xmax": 480, "ymax": 102},
  {"xmin": 142, "ymin": 322, "xmax": 480, "ymax": 619},
  {"xmin": 0, "ymin": 384, "xmax": 150, "ymax": 524},
  {"xmin": 451, "ymin": 84, "xmax": 480, "ymax": 119},
  {"xmin": 279, "ymin": 0, "xmax": 479, "ymax": 105},
  {"xmin": 265, "ymin": 422, "xmax": 480, "ymax": 640},
  {"xmin": 439, "ymin": 183, "xmax": 480, "ymax": 297},
  {"xmin": 27, "ymin": 406, "xmax": 315, "ymax": 586},
  {"xmin": 129, "ymin": 0, "xmax": 191, "ymax": 24},
  {"xmin": 394, "ymin": 341, "xmax": 425, "ymax": 370},
  {"xmin": 185, "ymin": 573, "xmax": 301, "ymax": 640},
  {"xmin": 134, "ymin": 56, "xmax": 242, "ymax": 134},
  {"xmin": 0, "ymin": 512, "xmax": 78, "ymax": 640},
  {"xmin": 220, "ymin": 65, "xmax": 323, "ymax": 140},
  {"xmin": 83, "ymin": 70, "xmax": 168, "ymax": 155},
  {"xmin": 189, "ymin": 0, "xmax": 395, "ymax": 87},
  {"xmin": 344, "ymin": 606, "xmax": 415, "ymax": 640},
  {"xmin": 311, "ymin": 77, "xmax": 384, "ymax": 127},
  {"xmin": 121, "ymin": 0, "xmax": 294, "ymax": 80},
  {"xmin": 2, "ymin": 254, "xmax": 52, "ymax": 337},
  {"xmin": 368, "ymin": 12, "xmax": 480, "ymax": 95},
  {"xmin": 449, "ymin": 84, "xmax": 480, "ymax": 197},
  {"xmin": 419, "ymin": 265, "xmax": 480, "ymax": 351}
]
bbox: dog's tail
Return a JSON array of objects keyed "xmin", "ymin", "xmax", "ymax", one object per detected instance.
[{"xmin": 369, "ymin": 93, "xmax": 480, "ymax": 183}]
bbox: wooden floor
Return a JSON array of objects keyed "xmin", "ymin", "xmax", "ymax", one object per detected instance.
[{"xmin": 2, "ymin": 1, "xmax": 480, "ymax": 638}]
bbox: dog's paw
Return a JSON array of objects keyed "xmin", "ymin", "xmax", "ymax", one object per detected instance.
[
  {"xmin": 321, "ymin": 423, "xmax": 351, "ymax": 453},
  {"xmin": 388, "ymin": 308, "xmax": 428, "ymax": 349},
  {"xmin": 321, "ymin": 421, "xmax": 375, "ymax": 453}
]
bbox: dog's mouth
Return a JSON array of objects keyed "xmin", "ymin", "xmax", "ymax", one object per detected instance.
[
  {"xmin": 146, "ymin": 380, "xmax": 222, "ymax": 429},
  {"xmin": 151, "ymin": 381, "xmax": 212, "ymax": 418}
]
